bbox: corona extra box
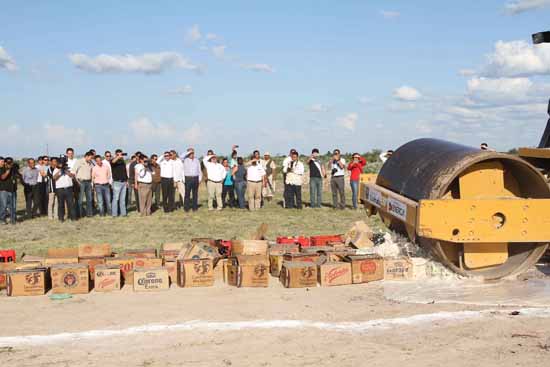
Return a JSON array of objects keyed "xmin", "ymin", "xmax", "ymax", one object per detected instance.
[
  {"xmin": 279, "ymin": 261, "xmax": 317, "ymax": 288},
  {"xmin": 177, "ymin": 259, "xmax": 215, "ymax": 287},
  {"xmin": 94, "ymin": 265, "xmax": 121, "ymax": 292},
  {"xmin": 133, "ymin": 267, "xmax": 169, "ymax": 292},
  {"xmin": 344, "ymin": 255, "xmax": 384, "ymax": 284},
  {"xmin": 227, "ymin": 255, "xmax": 269, "ymax": 287},
  {"xmin": 50, "ymin": 264, "xmax": 90, "ymax": 294},
  {"xmin": 384, "ymin": 257, "xmax": 413, "ymax": 280},
  {"xmin": 78, "ymin": 243, "xmax": 112, "ymax": 258},
  {"xmin": 7, "ymin": 268, "xmax": 48, "ymax": 296},
  {"xmin": 317, "ymin": 261, "xmax": 352, "ymax": 287}
]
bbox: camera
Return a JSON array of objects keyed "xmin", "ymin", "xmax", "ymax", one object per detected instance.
[
  {"xmin": 121, "ymin": 153, "xmax": 128, "ymax": 156},
  {"xmin": 58, "ymin": 155, "xmax": 69, "ymax": 174},
  {"xmin": 331, "ymin": 168, "xmax": 338, "ymax": 176}
]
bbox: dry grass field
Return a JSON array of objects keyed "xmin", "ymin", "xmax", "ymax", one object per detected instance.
[{"xmin": 1, "ymin": 185, "xmax": 381, "ymax": 257}]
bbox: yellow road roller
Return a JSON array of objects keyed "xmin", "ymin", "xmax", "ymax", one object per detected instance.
[{"xmin": 360, "ymin": 138, "xmax": 550, "ymax": 280}]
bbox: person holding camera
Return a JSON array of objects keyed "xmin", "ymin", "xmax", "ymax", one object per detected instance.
[
  {"xmin": 134, "ymin": 154, "xmax": 153, "ymax": 216},
  {"xmin": 92, "ymin": 155, "xmax": 112, "ymax": 217},
  {"xmin": 53, "ymin": 157, "xmax": 75, "ymax": 222},
  {"xmin": 283, "ymin": 151, "xmax": 304, "ymax": 209},
  {"xmin": 307, "ymin": 148, "xmax": 326, "ymax": 208},
  {"xmin": 329, "ymin": 149, "xmax": 346, "ymax": 210},
  {"xmin": 110, "ymin": 149, "xmax": 128, "ymax": 217},
  {"xmin": 347, "ymin": 153, "xmax": 367, "ymax": 210}
]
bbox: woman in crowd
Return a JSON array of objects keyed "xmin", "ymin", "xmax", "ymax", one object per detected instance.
[{"xmin": 347, "ymin": 153, "xmax": 366, "ymax": 210}]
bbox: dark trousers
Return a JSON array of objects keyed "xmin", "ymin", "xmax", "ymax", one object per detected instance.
[
  {"xmin": 222, "ymin": 184, "xmax": 235, "ymax": 207},
  {"xmin": 24, "ymin": 184, "xmax": 40, "ymax": 218},
  {"xmin": 285, "ymin": 184, "xmax": 302, "ymax": 209},
  {"xmin": 38, "ymin": 182, "xmax": 48, "ymax": 215},
  {"xmin": 331, "ymin": 176, "xmax": 346, "ymax": 209},
  {"xmin": 184, "ymin": 176, "xmax": 199, "ymax": 211},
  {"xmin": 152, "ymin": 182, "xmax": 161, "ymax": 208},
  {"xmin": 161, "ymin": 177, "xmax": 175, "ymax": 212},
  {"xmin": 56, "ymin": 187, "xmax": 75, "ymax": 221}
]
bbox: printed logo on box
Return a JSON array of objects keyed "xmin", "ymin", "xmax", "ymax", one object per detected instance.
[
  {"xmin": 387, "ymin": 197, "xmax": 407, "ymax": 221},
  {"xmin": 25, "ymin": 272, "xmax": 41, "ymax": 285},
  {"xmin": 360, "ymin": 261, "xmax": 377, "ymax": 274},
  {"xmin": 326, "ymin": 267, "xmax": 349, "ymax": 283},
  {"xmin": 367, "ymin": 188, "xmax": 383, "ymax": 208},
  {"xmin": 301, "ymin": 267, "xmax": 314, "ymax": 279},
  {"xmin": 63, "ymin": 272, "xmax": 78, "ymax": 288},
  {"xmin": 193, "ymin": 261, "xmax": 210, "ymax": 275},
  {"xmin": 254, "ymin": 264, "xmax": 267, "ymax": 278}
]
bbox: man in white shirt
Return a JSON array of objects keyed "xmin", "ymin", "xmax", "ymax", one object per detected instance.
[
  {"xmin": 328, "ymin": 149, "xmax": 346, "ymax": 210},
  {"xmin": 283, "ymin": 151, "xmax": 304, "ymax": 209},
  {"xmin": 158, "ymin": 151, "xmax": 175, "ymax": 212},
  {"xmin": 171, "ymin": 151, "xmax": 185, "ymax": 210},
  {"xmin": 246, "ymin": 158, "xmax": 266, "ymax": 211},
  {"xmin": 203, "ymin": 154, "xmax": 226, "ymax": 211},
  {"xmin": 53, "ymin": 158, "xmax": 75, "ymax": 222},
  {"xmin": 134, "ymin": 154, "xmax": 153, "ymax": 216},
  {"xmin": 282, "ymin": 149, "xmax": 297, "ymax": 208}
]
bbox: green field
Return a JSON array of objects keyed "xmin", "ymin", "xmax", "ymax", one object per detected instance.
[{"xmin": 1, "ymin": 185, "xmax": 383, "ymax": 257}]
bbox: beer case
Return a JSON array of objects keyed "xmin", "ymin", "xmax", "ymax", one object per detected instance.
[
  {"xmin": 7, "ymin": 267, "xmax": 48, "ymax": 296},
  {"xmin": 177, "ymin": 259, "xmax": 215, "ymax": 287},
  {"xmin": 133, "ymin": 267, "xmax": 169, "ymax": 292},
  {"xmin": 94, "ymin": 265, "xmax": 121, "ymax": 292},
  {"xmin": 279, "ymin": 261, "xmax": 317, "ymax": 288},
  {"xmin": 50, "ymin": 263, "xmax": 90, "ymax": 294}
]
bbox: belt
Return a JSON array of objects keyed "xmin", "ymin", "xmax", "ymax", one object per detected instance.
[
  {"xmin": 161, "ymin": 177, "xmax": 174, "ymax": 180},
  {"xmin": 57, "ymin": 187, "xmax": 72, "ymax": 190},
  {"xmin": 95, "ymin": 183, "xmax": 109, "ymax": 186},
  {"xmin": 248, "ymin": 180, "xmax": 262, "ymax": 183},
  {"xmin": 114, "ymin": 180, "xmax": 127, "ymax": 183},
  {"xmin": 208, "ymin": 180, "xmax": 222, "ymax": 183},
  {"xmin": 79, "ymin": 179, "xmax": 91, "ymax": 182},
  {"xmin": 138, "ymin": 182, "xmax": 152, "ymax": 185}
]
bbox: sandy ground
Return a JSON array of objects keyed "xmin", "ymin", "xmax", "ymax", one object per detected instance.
[{"xmin": 1, "ymin": 275, "xmax": 550, "ymax": 367}]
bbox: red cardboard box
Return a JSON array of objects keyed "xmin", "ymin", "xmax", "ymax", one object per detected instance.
[{"xmin": 310, "ymin": 235, "xmax": 343, "ymax": 246}]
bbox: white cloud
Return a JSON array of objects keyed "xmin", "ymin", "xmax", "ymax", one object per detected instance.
[
  {"xmin": 393, "ymin": 86, "xmax": 422, "ymax": 101},
  {"xmin": 482, "ymin": 40, "xmax": 550, "ymax": 77},
  {"xmin": 241, "ymin": 63, "xmax": 275, "ymax": 73},
  {"xmin": 308, "ymin": 103, "xmax": 330, "ymax": 112},
  {"xmin": 205, "ymin": 33, "xmax": 219, "ymax": 41},
  {"xmin": 504, "ymin": 0, "xmax": 550, "ymax": 14},
  {"xmin": 168, "ymin": 85, "xmax": 193, "ymax": 95},
  {"xmin": 337, "ymin": 113, "xmax": 358, "ymax": 131},
  {"xmin": 128, "ymin": 117, "xmax": 202, "ymax": 146},
  {"xmin": 466, "ymin": 77, "xmax": 538, "ymax": 105},
  {"xmin": 211, "ymin": 45, "xmax": 226, "ymax": 59},
  {"xmin": 69, "ymin": 52, "xmax": 200, "ymax": 74},
  {"xmin": 185, "ymin": 24, "xmax": 202, "ymax": 43},
  {"xmin": 44, "ymin": 123, "xmax": 89, "ymax": 147},
  {"xmin": 0, "ymin": 46, "xmax": 17, "ymax": 71},
  {"xmin": 380, "ymin": 10, "xmax": 400, "ymax": 19}
]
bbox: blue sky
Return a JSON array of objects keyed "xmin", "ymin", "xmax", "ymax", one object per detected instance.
[{"xmin": 1, "ymin": 0, "xmax": 550, "ymax": 157}]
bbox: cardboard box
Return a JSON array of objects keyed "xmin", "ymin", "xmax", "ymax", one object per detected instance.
[
  {"xmin": 78, "ymin": 256, "xmax": 106, "ymax": 281},
  {"xmin": 105, "ymin": 256, "xmax": 135, "ymax": 286},
  {"xmin": 177, "ymin": 259, "xmax": 215, "ymax": 287},
  {"xmin": 94, "ymin": 265, "xmax": 121, "ymax": 292},
  {"xmin": 344, "ymin": 221, "xmax": 373, "ymax": 245},
  {"xmin": 0, "ymin": 263, "xmax": 18, "ymax": 289},
  {"xmin": 279, "ymin": 261, "xmax": 317, "ymax": 288},
  {"xmin": 133, "ymin": 267, "xmax": 169, "ymax": 292},
  {"xmin": 21, "ymin": 255, "xmax": 45, "ymax": 265},
  {"xmin": 50, "ymin": 264, "xmax": 90, "ymax": 294},
  {"xmin": 7, "ymin": 268, "xmax": 48, "ymax": 296},
  {"xmin": 231, "ymin": 240, "xmax": 269, "ymax": 256},
  {"xmin": 182, "ymin": 243, "xmax": 219, "ymax": 260},
  {"xmin": 125, "ymin": 248, "xmax": 157, "ymax": 258},
  {"xmin": 269, "ymin": 244, "xmax": 300, "ymax": 256},
  {"xmin": 269, "ymin": 254, "xmax": 285, "ymax": 277},
  {"xmin": 213, "ymin": 258, "xmax": 227, "ymax": 282},
  {"xmin": 282, "ymin": 253, "xmax": 320, "ymax": 263},
  {"xmin": 310, "ymin": 235, "xmax": 343, "ymax": 246},
  {"xmin": 227, "ymin": 256, "xmax": 269, "ymax": 287},
  {"xmin": 345, "ymin": 255, "xmax": 384, "ymax": 284},
  {"xmin": 44, "ymin": 257, "xmax": 79, "ymax": 266},
  {"xmin": 384, "ymin": 257, "xmax": 413, "ymax": 280},
  {"xmin": 47, "ymin": 247, "xmax": 78, "ymax": 258},
  {"xmin": 161, "ymin": 242, "xmax": 185, "ymax": 252},
  {"xmin": 78, "ymin": 243, "xmax": 112, "ymax": 258},
  {"xmin": 163, "ymin": 259, "xmax": 178, "ymax": 284},
  {"xmin": 134, "ymin": 258, "xmax": 163, "ymax": 268},
  {"xmin": 318, "ymin": 261, "xmax": 352, "ymax": 286}
]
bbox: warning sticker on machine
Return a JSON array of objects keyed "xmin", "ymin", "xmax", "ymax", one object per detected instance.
[
  {"xmin": 387, "ymin": 197, "xmax": 407, "ymax": 221},
  {"xmin": 367, "ymin": 188, "xmax": 383, "ymax": 208}
]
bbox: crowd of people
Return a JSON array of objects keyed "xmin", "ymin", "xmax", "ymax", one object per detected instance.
[{"xmin": 0, "ymin": 145, "xmax": 377, "ymax": 224}]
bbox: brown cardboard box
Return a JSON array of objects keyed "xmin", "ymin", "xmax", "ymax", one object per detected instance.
[
  {"xmin": 21, "ymin": 255, "xmax": 45, "ymax": 265},
  {"xmin": 182, "ymin": 243, "xmax": 219, "ymax": 260},
  {"xmin": 282, "ymin": 253, "xmax": 320, "ymax": 263},
  {"xmin": 78, "ymin": 243, "xmax": 112, "ymax": 258},
  {"xmin": 134, "ymin": 258, "xmax": 163, "ymax": 268},
  {"xmin": 0, "ymin": 263, "xmax": 18, "ymax": 289},
  {"xmin": 105, "ymin": 256, "xmax": 135, "ymax": 286},
  {"xmin": 44, "ymin": 257, "xmax": 79, "ymax": 266},
  {"xmin": 318, "ymin": 261, "xmax": 352, "ymax": 287},
  {"xmin": 214, "ymin": 258, "xmax": 227, "ymax": 282},
  {"xmin": 345, "ymin": 255, "xmax": 384, "ymax": 284},
  {"xmin": 227, "ymin": 255, "xmax": 269, "ymax": 287},
  {"xmin": 232, "ymin": 240, "xmax": 269, "ymax": 256},
  {"xmin": 133, "ymin": 267, "xmax": 169, "ymax": 292},
  {"xmin": 177, "ymin": 259, "xmax": 215, "ymax": 287},
  {"xmin": 279, "ymin": 261, "xmax": 317, "ymax": 288},
  {"xmin": 7, "ymin": 268, "xmax": 48, "ymax": 296},
  {"xmin": 79, "ymin": 256, "xmax": 106, "ymax": 281},
  {"xmin": 163, "ymin": 259, "xmax": 178, "ymax": 284},
  {"xmin": 269, "ymin": 254, "xmax": 284, "ymax": 277},
  {"xmin": 50, "ymin": 264, "xmax": 90, "ymax": 294},
  {"xmin": 125, "ymin": 248, "xmax": 157, "ymax": 258},
  {"xmin": 161, "ymin": 242, "xmax": 185, "ymax": 252},
  {"xmin": 94, "ymin": 265, "xmax": 121, "ymax": 292},
  {"xmin": 384, "ymin": 257, "xmax": 413, "ymax": 280},
  {"xmin": 47, "ymin": 247, "xmax": 78, "ymax": 258},
  {"xmin": 344, "ymin": 221, "xmax": 374, "ymax": 246},
  {"xmin": 269, "ymin": 244, "xmax": 300, "ymax": 255}
]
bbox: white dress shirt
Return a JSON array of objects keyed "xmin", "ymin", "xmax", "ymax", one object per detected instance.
[
  {"xmin": 135, "ymin": 163, "xmax": 153, "ymax": 184},
  {"xmin": 53, "ymin": 168, "xmax": 73, "ymax": 189},
  {"xmin": 158, "ymin": 157, "xmax": 174, "ymax": 178},
  {"xmin": 285, "ymin": 161, "xmax": 304, "ymax": 186},
  {"xmin": 203, "ymin": 156, "xmax": 226, "ymax": 182},
  {"xmin": 330, "ymin": 158, "xmax": 346, "ymax": 177},
  {"xmin": 67, "ymin": 158, "xmax": 77, "ymax": 173},
  {"xmin": 172, "ymin": 159, "xmax": 185, "ymax": 182},
  {"xmin": 247, "ymin": 164, "xmax": 266, "ymax": 182}
]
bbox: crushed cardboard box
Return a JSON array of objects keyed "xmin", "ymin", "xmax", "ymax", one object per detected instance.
[
  {"xmin": 345, "ymin": 221, "xmax": 374, "ymax": 249},
  {"xmin": 163, "ymin": 259, "xmax": 178, "ymax": 284}
]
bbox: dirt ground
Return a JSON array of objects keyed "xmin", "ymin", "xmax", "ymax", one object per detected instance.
[{"xmin": 1, "ymin": 276, "xmax": 550, "ymax": 367}]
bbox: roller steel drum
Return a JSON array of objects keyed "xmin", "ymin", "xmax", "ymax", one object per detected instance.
[{"xmin": 376, "ymin": 138, "xmax": 550, "ymax": 279}]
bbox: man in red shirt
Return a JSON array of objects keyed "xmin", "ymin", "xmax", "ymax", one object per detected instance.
[{"xmin": 347, "ymin": 153, "xmax": 366, "ymax": 210}]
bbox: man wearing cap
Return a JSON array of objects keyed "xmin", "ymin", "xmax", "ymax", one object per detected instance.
[
  {"xmin": 203, "ymin": 153, "xmax": 226, "ymax": 211},
  {"xmin": 183, "ymin": 148, "xmax": 202, "ymax": 212},
  {"xmin": 329, "ymin": 149, "xmax": 346, "ymax": 210},
  {"xmin": 246, "ymin": 157, "xmax": 266, "ymax": 211},
  {"xmin": 260, "ymin": 152, "xmax": 276, "ymax": 203}
]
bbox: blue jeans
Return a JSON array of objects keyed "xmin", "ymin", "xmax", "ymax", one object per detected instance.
[
  {"xmin": 350, "ymin": 180, "xmax": 359, "ymax": 209},
  {"xmin": 309, "ymin": 177, "xmax": 323, "ymax": 208},
  {"xmin": 95, "ymin": 184, "xmax": 112, "ymax": 216},
  {"xmin": 112, "ymin": 181, "xmax": 127, "ymax": 217},
  {"xmin": 0, "ymin": 191, "xmax": 17, "ymax": 224},
  {"xmin": 78, "ymin": 180, "xmax": 93, "ymax": 217},
  {"xmin": 234, "ymin": 181, "xmax": 247, "ymax": 209},
  {"xmin": 0, "ymin": 191, "xmax": 9, "ymax": 223}
]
